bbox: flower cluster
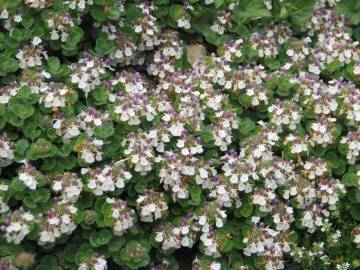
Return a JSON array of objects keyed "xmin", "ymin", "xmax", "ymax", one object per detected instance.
[
  {"xmin": 340, "ymin": 129, "xmax": 360, "ymax": 163},
  {"xmin": 78, "ymin": 253, "xmax": 107, "ymax": 270},
  {"xmin": 1, "ymin": 208, "xmax": 34, "ymax": 244},
  {"xmin": 65, "ymin": 0, "xmax": 94, "ymax": 11},
  {"xmin": 155, "ymin": 202, "xmax": 226, "ymax": 256},
  {"xmin": 0, "ymin": 133, "xmax": 14, "ymax": 168},
  {"xmin": 17, "ymin": 160, "xmax": 43, "ymax": 190},
  {"xmin": 37, "ymin": 203, "xmax": 78, "ymax": 245},
  {"xmin": 24, "ymin": 0, "xmax": 50, "ymax": 10},
  {"xmin": 74, "ymin": 136, "xmax": 104, "ymax": 164},
  {"xmin": 0, "ymin": 183, "xmax": 9, "ymax": 214},
  {"xmin": 39, "ymin": 83, "xmax": 74, "ymax": 109},
  {"xmin": 82, "ymin": 161, "xmax": 131, "ymax": 196},
  {"xmin": 136, "ymin": 189, "xmax": 168, "ymax": 222},
  {"xmin": 51, "ymin": 172, "xmax": 83, "ymax": 203},
  {"xmin": 71, "ymin": 53, "xmax": 110, "ymax": 97},
  {"xmin": 105, "ymin": 198, "xmax": 135, "ymax": 236},
  {"xmin": 16, "ymin": 37, "xmax": 48, "ymax": 69},
  {"xmin": 243, "ymin": 218, "xmax": 292, "ymax": 270},
  {"xmin": 353, "ymin": 227, "xmax": 360, "ymax": 249},
  {"xmin": 46, "ymin": 12, "xmax": 75, "ymax": 42}
]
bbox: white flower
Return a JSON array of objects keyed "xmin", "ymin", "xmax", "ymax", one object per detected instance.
[
  {"xmin": 134, "ymin": 25, "xmax": 142, "ymax": 33},
  {"xmin": 0, "ymin": 197, "xmax": 9, "ymax": 213},
  {"xmin": 94, "ymin": 257, "xmax": 107, "ymax": 270},
  {"xmin": 155, "ymin": 232, "xmax": 164, "ymax": 242},
  {"xmin": 308, "ymin": 64, "xmax": 321, "ymax": 75},
  {"xmin": 253, "ymin": 195, "xmax": 266, "ymax": 206},
  {"xmin": 81, "ymin": 150, "xmax": 95, "ymax": 164},
  {"xmin": 0, "ymin": 9, "xmax": 9, "ymax": 19},
  {"xmin": 32, "ymin": 36, "xmax": 42, "ymax": 46},
  {"xmin": 210, "ymin": 262, "xmax": 221, "ymax": 270},
  {"xmin": 14, "ymin": 15, "xmax": 22, "ymax": 22},
  {"xmin": 18, "ymin": 173, "xmax": 37, "ymax": 190},
  {"xmin": 177, "ymin": 18, "xmax": 191, "ymax": 29},
  {"xmin": 354, "ymin": 65, "xmax": 360, "ymax": 75},
  {"xmin": 40, "ymin": 231, "xmax": 54, "ymax": 243}
]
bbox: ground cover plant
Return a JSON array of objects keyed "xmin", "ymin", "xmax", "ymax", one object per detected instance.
[{"xmin": 3, "ymin": 0, "xmax": 360, "ymax": 269}]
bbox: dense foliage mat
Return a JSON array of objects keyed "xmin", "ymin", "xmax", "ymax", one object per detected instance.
[{"xmin": 2, "ymin": 0, "xmax": 360, "ymax": 269}]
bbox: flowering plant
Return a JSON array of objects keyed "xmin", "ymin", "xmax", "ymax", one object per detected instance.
[{"xmin": 1, "ymin": 0, "xmax": 360, "ymax": 270}]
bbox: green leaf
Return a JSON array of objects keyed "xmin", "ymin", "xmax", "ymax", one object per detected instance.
[
  {"xmin": 234, "ymin": 0, "xmax": 272, "ymax": 19},
  {"xmin": 231, "ymin": 24, "xmax": 250, "ymax": 37},
  {"xmin": 333, "ymin": 159, "xmax": 346, "ymax": 175},
  {"xmin": 107, "ymin": 238, "xmax": 126, "ymax": 253},
  {"xmin": 135, "ymin": 178, "xmax": 147, "ymax": 193},
  {"xmin": 191, "ymin": 186, "xmax": 202, "ymax": 202},
  {"xmin": 241, "ymin": 202, "xmax": 253, "ymax": 217},
  {"xmin": 11, "ymin": 28, "xmax": 28, "ymax": 42},
  {"xmin": 66, "ymin": 26, "xmax": 84, "ymax": 46},
  {"xmin": 169, "ymin": 4, "xmax": 184, "ymax": 21},
  {"xmin": 336, "ymin": 0, "xmax": 360, "ymax": 25},
  {"xmin": 200, "ymin": 126, "xmax": 214, "ymax": 143},
  {"xmin": 21, "ymin": 12, "xmax": 34, "ymax": 28},
  {"xmin": 0, "ymin": 104, "xmax": 6, "ymax": 115},
  {"xmin": 325, "ymin": 59, "xmax": 342, "ymax": 73},
  {"xmin": 58, "ymin": 143, "xmax": 73, "ymax": 157},
  {"xmin": 125, "ymin": 4, "xmax": 144, "ymax": 21},
  {"xmin": 27, "ymin": 139, "xmax": 57, "ymax": 160},
  {"xmin": 63, "ymin": 244, "xmax": 78, "ymax": 262},
  {"xmin": 276, "ymin": 76, "xmax": 294, "ymax": 96},
  {"xmin": 23, "ymin": 125, "xmax": 41, "ymax": 141},
  {"xmin": 91, "ymin": 87, "xmax": 109, "ymax": 105},
  {"xmin": 95, "ymin": 37, "xmax": 114, "ymax": 56},
  {"xmin": 342, "ymin": 172, "xmax": 359, "ymax": 187},
  {"xmin": 114, "ymin": 240, "xmax": 150, "ymax": 269},
  {"xmin": 90, "ymin": 6, "xmax": 107, "ymax": 22},
  {"xmin": 15, "ymin": 139, "xmax": 30, "ymax": 155},
  {"xmin": 338, "ymin": 143, "xmax": 348, "ymax": 156},
  {"xmin": 41, "ymin": 158, "xmax": 56, "ymax": 171},
  {"xmin": 10, "ymin": 179, "xmax": 26, "ymax": 192},
  {"xmin": 27, "ymin": 222, "xmax": 40, "ymax": 240},
  {"xmin": 7, "ymin": 113, "xmax": 24, "ymax": 127},
  {"xmin": 94, "ymin": 124, "xmax": 114, "ymax": 139},
  {"xmin": 36, "ymin": 256, "xmax": 58, "ymax": 270},
  {"xmin": 348, "ymin": 188, "xmax": 360, "ymax": 203},
  {"xmin": 214, "ymin": 0, "xmax": 224, "ymax": 8},
  {"xmin": 107, "ymin": 8, "xmax": 121, "ymax": 20},
  {"xmin": 9, "ymin": 101, "xmax": 34, "ymax": 119},
  {"xmin": 89, "ymin": 229, "xmax": 113, "ymax": 247},
  {"xmin": 289, "ymin": 0, "xmax": 314, "ymax": 27},
  {"xmin": 30, "ymin": 188, "xmax": 50, "ymax": 203},
  {"xmin": 0, "ymin": 116, "xmax": 5, "ymax": 130},
  {"xmin": 47, "ymin": 57, "xmax": 60, "ymax": 72},
  {"xmin": 350, "ymin": 204, "xmax": 360, "ymax": 220},
  {"xmin": 238, "ymin": 118, "xmax": 255, "ymax": 135},
  {"xmin": 264, "ymin": 57, "xmax": 281, "ymax": 70},
  {"xmin": 75, "ymin": 244, "xmax": 94, "ymax": 265},
  {"xmin": 154, "ymin": 0, "xmax": 169, "ymax": 4},
  {"xmin": 0, "ymin": 55, "xmax": 18, "ymax": 76},
  {"xmin": 218, "ymin": 229, "xmax": 233, "ymax": 252},
  {"xmin": 192, "ymin": 8, "xmax": 217, "ymax": 35}
]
